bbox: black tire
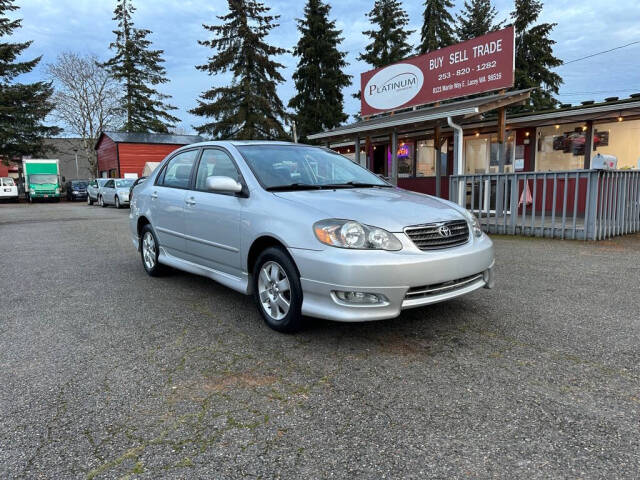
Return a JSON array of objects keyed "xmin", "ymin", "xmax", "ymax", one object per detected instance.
[
  {"xmin": 100, "ymin": 195, "xmax": 107, "ymax": 207},
  {"xmin": 87, "ymin": 195, "xmax": 94, "ymax": 205},
  {"xmin": 140, "ymin": 224, "xmax": 164, "ymax": 277},
  {"xmin": 115, "ymin": 196, "xmax": 121, "ymax": 209},
  {"xmin": 252, "ymin": 246, "xmax": 304, "ymax": 333}
]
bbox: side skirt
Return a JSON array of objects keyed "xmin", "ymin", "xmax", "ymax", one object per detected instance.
[{"xmin": 158, "ymin": 248, "xmax": 249, "ymax": 295}]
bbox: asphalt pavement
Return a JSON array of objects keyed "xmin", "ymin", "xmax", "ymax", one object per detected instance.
[{"xmin": 1, "ymin": 201, "xmax": 639, "ymax": 479}]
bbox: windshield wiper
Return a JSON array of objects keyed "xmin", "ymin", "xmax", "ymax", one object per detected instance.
[
  {"xmin": 322, "ymin": 181, "xmax": 392, "ymax": 188},
  {"xmin": 265, "ymin": 183, "xmax": 324, "ymax": 192}
]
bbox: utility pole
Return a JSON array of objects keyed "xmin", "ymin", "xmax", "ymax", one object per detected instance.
[
  {"xmin": 73, "ymin": 148, "xmax": 79, "ymax": 179},
  {"xmin": 292, "ymin": 122, "xmax": 298, "ymax": 143}
]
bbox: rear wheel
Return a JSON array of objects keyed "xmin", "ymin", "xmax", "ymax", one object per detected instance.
[
  {"xmin": 253, "ymin": 247, "xmax": 304, "ymax": 333},
  {"xmin": 140, "ymin": 225, "xmax": 164, "ymax": 276}
]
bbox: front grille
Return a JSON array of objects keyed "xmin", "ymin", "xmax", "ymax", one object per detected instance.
[
  {"xmin": 405, "ymin": 273, "xmax": 484, "ymax": 300},
  {"xmin": 404, "ymin": 220, "xmax": 470, "ymax": 250}
]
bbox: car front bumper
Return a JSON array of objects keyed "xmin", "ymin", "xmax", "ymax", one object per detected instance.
[{"xmin": 289, "ymin": 233, "xmax": 495, "ymax": 322}]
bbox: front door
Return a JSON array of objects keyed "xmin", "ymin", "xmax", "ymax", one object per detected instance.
[
  {"xmin": 183, "ymin": 148, "xmax": 243, "ymax": 277},
  {"xmin": 150, "ymin": 149, "xmax": 200, "ymax": 258}
]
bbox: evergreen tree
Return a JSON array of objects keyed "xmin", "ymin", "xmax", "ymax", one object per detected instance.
[
  {"xmin": 511, "ymin": 0, "xmax": 562, "ymax": 110},
  {"xmin": 456, "ymin": 0, "xmax": 502, "ymax": 41},
  {"xmin": 103, "ymin": 0, "xmax": 178, "ymax": 133},
  {"xmin": 359, "ymin": 0, "xmax": 413, "ymax": 68},
  {"xmin": 288, "ymin": 0, "xmax": 351, "ymax": 142},
  {"xmin": 0, "ymin": 0, "xmax": 59, "ymax": 161},
  {"xmin": 191, "ymin": 0, "xmax": 288, "ymax": 140},
  {"xmin": 417, "ymin": 0, "xmax": 456, "ymax": 54}
]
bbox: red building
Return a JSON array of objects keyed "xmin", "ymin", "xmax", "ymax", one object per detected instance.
[{"xmin": 95, "ymin": 132, "xmax": 203, "ymax": 178}]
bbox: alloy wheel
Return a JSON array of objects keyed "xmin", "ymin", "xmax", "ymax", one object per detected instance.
[
  {"xmin": 257, "ymin": 261, "xmax": 291, "ymax": 321},
  {"xmin": 142, "ymin": 232, "xmax": 156, "ymax": 270}
]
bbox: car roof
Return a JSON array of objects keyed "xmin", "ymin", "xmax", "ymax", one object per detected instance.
[{"xmin": 180, "ymin": 140, "xmax": 300, "ymax": 148}]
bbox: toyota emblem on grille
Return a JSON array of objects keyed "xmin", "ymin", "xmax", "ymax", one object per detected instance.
[{"xmin": 438, "ymin": 225, "xmax": 452, "ymax": 237}]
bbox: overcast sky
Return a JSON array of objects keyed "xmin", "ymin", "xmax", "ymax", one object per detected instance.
[{"xmin": 10, "ymin": 0, "xmax": 640, "ymax": 134}]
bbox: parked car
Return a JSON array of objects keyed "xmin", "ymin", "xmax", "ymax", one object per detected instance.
[
  {"xmin": 129, "ymin": 176, "xmax": 147, "ymax": 203},
  {"xmin": 99, "ymin": 178, "xmax": 135, "ymax": 208},
  {"xmin": 87, "ymin": 178, "xmax": 109, "ymax": 205},
  {"xmin": 0, "ymin": 177, "xmax": 19, "ymax": 202},
  {"xmin": 65, "ymin": 179, "xmax": 89, "ymax": 201},
  {"xmin": 130, "ymin": 141, "xmax": 494, "ymax": 332}
]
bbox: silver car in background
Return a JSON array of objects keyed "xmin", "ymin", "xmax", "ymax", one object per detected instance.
[
  {"xmin": 87, "ymin": 178, "xmax": 109, "ymax": 205},
  {"xmin": 130, "ymin": 141, "xmax": 494, "ymax": 332},
  {"xmin": 100, "ymin": 178, "xmax": 134, "ymax": 208}
]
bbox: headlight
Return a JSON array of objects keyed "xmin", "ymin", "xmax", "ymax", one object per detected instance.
[
  {"xmin": 72, "ymin": 190, "xmax": 79, "ymax": 194},
  {"xmin": 465, "ymin": 210, "xmax": 483, "ymax": 237},
  {"xmin": 314, "ymin": 219, "xmax": 402, "ymax": 250},
  {"xmin": 55, "ymin": 188, "xmax": 60, "ymax": 194}
]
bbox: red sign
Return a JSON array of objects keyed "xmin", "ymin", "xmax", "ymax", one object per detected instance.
[{"xmin": 360, "ymin": 26, "xmax": 515, "ymax": 116}]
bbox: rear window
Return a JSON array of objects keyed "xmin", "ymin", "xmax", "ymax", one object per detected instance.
[{"xmin": 2, "ymin": 178, "xmax": 15, "ymax": 186}]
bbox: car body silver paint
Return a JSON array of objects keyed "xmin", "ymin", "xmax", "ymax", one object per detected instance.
[{"xmin": 130, "ymin": 140, "xmax": 495, "ymax": 322}]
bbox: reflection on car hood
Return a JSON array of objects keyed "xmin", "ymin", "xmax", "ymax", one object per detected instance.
[{"xmin": 274, "ymin": 187, "xmax": 465, "ymax": 232}]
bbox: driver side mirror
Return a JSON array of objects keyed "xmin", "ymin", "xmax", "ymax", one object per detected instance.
[{"xmin": 206, "ymin": 176, "xmax": 243, "ymax": 194}]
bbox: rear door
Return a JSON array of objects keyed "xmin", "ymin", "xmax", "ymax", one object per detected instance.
[
  {"xmin": 149, "ymin": 149, "xmax": 200, "ymax": 258},
  {"xmin": 182, "ymin": 148, "xmax": 244, "ymax": 276}
]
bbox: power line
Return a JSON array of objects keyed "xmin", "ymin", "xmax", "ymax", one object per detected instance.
[
  {"xmin": 556, "ymin": 88, "xmax": 640, "ymax": 96},
  {"xmin": 557, "ymin": 40, "xmax": 640, "ymax": 66}
]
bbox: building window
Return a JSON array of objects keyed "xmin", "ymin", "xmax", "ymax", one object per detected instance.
[
  {"xmin": 591, "ymin": 119, "xmax": 640, "ymax": 169},
  {"xmin": 417, "ymin": 139, "xmax": 448, "ymax": 177},
  {"xmin": 536, "ymin": 122, "xmax": 586, "ymax": 171},
  {"xmin": 397, "ymin": 141, "xmax": 414, "ymax": 178},
  {"xmin": 465, "ymin": 135, "xmax": 514, "ymax": 174}
]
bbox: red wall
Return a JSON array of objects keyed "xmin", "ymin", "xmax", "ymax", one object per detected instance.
[
  {"xmin": 118, "ymin": 143, "xmax": 183, "ymax": 177},
  {"xmin": 0, "ymin": 164, "xmax": 8, "ymax": 177},
  {"xmin": 96, "ymin": 136, "xmax": 118, "ymax": 174}
]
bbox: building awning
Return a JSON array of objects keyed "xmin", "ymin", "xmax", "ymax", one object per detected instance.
[{"xmin": 308, "ymin": 88, "xmax": 532, "ymax": 143}]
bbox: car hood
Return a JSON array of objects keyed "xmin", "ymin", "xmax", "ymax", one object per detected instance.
[{"xmin": 273, "ymin": 187, "xmax": 466, "ymax": 232}]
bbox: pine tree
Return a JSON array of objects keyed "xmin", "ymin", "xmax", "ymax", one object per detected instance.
[
  {"xmin": 191, "ymin": 0, "xmax": 288, "ymax": 140},
  {"xmin": 0, "ymin": 0, "xmax": 59, "ymax": 161},
  {"xmin": 417, "ymin": 0, "xmax": 456, "ymax": 54},
  {"xmin": 359, "ymin": 0, "xmax": 413, "ymax": 68},
  {"xmin": 288, "ymin": 0, "xmax": 351, "ymax": 142},
  {"xmin": 511, "ymin": 0, "xmax": 562, "ymax": 110},
  {"xmin": 456, "ymin": 0, "xmax": 502, "ymax": 41},
  {"xmin": 103, "ymin": 0, "xmax": 179, "ymax": 133}
]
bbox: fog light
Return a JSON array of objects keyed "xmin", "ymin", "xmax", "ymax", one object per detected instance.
[{"xmin": 333, "ymin": 291, "xmax": 385, "ymax": 305}]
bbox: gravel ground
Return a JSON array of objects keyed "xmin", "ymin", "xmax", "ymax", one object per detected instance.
[{"xmin": 1, "ymin": 202, "xmax": 639, "ymax": 479}]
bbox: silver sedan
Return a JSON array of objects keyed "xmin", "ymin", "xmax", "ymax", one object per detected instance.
[
  {"xmin": 100, "ymin": 178, "xmax": 134, "ymax": 208},
  {"xmin": 130, "ymin": 141, "xmax": 494, "ymax": 332}
]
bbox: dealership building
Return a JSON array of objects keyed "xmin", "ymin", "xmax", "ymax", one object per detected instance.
[{"xmin": 310, "ymin": 27, "xmax": 640, "ymax": 240}]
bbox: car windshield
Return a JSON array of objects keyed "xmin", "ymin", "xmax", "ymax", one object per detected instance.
[
  {"xmin": 236, "ymin": 145, "xmax": 390, "ymax": 191},
  {"xmin": 72, "ymin": 181, "xmax": 88, "ymax": 188},
  {"xmin": 30, "ymin": 174, "xmax": 58, "ymax": 184},
  {"xmin": 115, "ymin": 179, "xmax": 134, "ymax": 188},
  {"xmin": 2, "ymin": 178, "xmax": 15, "ymax": 186},
  {"xmin": 97, "ymin": 179, "xmax": 109, "ymax": 186}
]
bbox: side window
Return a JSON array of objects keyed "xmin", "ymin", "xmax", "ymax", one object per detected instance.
[
  {"xmin": 104, "ymin": 180, "xmax": 114, "ymax": 188},
  {"xmin": 160, "ymin": 150, "xmax": 199, "ymax": 189},
  {"xmin": 195, "ymin": 149, "xmax": 240, "ymax": 192}
]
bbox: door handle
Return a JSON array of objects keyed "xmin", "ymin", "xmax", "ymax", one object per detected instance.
[
  {"xmin": 185, "ymin": 197, "xmax": 196, "ymax": 206},
  {"xmin": 151, "ymin": 191, "xmax": 158, "ymax": 199}
]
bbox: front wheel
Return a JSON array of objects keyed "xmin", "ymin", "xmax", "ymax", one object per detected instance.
[
  {"xmin": 100, "ymin": 196, "xmax": 107, "ymax": 207},
  {"xmin": 115, "ymin": 196, "xmax": 121, "ymax": 209},
  {"xmin": 87, "ymin": 195, "xmax": 93, "ymax": 205},
  {"xmin": 253, "ymin": 247, "xmax": 304, "ymax": 333}
]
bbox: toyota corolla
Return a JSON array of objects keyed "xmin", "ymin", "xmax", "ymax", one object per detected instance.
[{"xmin": 130, "ymin": 141, "xmax": 494, "ymax": 332}]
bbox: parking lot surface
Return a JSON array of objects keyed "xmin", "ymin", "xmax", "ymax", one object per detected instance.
[{"xmin": 1, "ymin": 202, "xmax": 639, "ymax": 479}]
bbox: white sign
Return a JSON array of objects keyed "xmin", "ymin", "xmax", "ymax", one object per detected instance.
[{"xmin": 363, "ymin": 63, "xmax": 424, "ymax": 111}]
